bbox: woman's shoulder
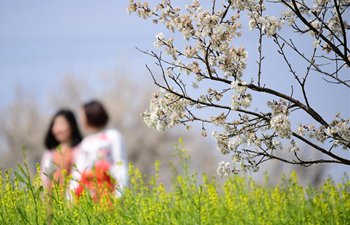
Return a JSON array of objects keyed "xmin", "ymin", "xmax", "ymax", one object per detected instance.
[
  {"xmin": 79, "ymin": 129, "xmax": 123, "ymax": 145},
  {"xmin": 104, "ymin": 128, "xmax": 123, "ymax": 140},
  {"xmin": 105, "ymin": 128, "xmax": 121, "ymax": 136},
  {"xmin": 42, "ymin": 149, "xmax": 54, "ymax": 158}
]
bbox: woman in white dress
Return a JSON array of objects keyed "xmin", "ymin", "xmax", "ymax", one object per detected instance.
[{"xmin": 70, "ymin": 100, "xmax": 128, "ymax": 200}]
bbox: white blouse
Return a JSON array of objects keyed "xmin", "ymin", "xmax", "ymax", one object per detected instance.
[{"xmin": 70, "ymin": 129, "xmax": 128, "ymax": 197}]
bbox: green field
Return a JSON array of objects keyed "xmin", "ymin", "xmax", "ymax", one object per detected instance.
[{"xmin": 1, "ymin": 147, "xmax": 349, "ymax": 225}]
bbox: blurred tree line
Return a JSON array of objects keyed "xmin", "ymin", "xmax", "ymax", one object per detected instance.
[
  {"xmin": 0, "ymin": 72, "xmax": 327, "ymax": 187},
  {"xmin": 0, "ymin": 72, "xmax": 218, "ymax": 187}
]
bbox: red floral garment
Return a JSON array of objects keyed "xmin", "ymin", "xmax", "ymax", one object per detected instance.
[
  {"xmin": 75, "ymin": 159, "xmax": 116, "ymax": 201},
  {"xmin": 70, "ymin": 129, "xmax": 128, "ymax": 198}
]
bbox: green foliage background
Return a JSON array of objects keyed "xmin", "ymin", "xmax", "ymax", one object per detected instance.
[{"xmin": 0, "ymin": 142, "xmax": 349, "ymax": 225}]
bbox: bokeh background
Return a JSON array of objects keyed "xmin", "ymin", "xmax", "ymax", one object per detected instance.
[{"xmin": 1, "ymin": 0, "xmax": 349, "ymax": 187}]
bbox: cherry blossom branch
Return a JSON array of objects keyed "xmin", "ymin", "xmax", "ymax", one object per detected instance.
[
  {"xmin": 249, "ymin": 148, "xmax": 344, "ymax": 166},
  {"xmin": 276, "ymin": 35, "xmax": 350, "ymax": 88},
  {"xmin": 292, "ymin": 132, "xmax": 350, "ymax": 165},
  {"xmin": 333, "ymin": 0, "xmax": 348, "ymax": 58},
  {"xmin": 282, "ymin": 0, "xmax": 350, "ymax": 66},
  {"xmin": 245, "ymin": 83, "xmax": 329, "ymax": 126}
]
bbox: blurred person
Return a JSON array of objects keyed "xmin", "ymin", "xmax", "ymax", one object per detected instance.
[
  {"xmin": 41, "ymin": 109, "xmax": 83, "ymax": 189},
  {"xmin": 70, "ymin": 100, "xmax": 128, "ymax": 200}
]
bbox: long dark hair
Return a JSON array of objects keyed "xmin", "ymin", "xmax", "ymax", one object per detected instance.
[{"xmin": 44, "ymin": 109, "xmax": 83, "ymax": 150}]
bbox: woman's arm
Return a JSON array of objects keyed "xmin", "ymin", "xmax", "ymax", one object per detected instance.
[{"xmin": 40, "ymin": 150, "xmax": 54, "ymax": 188}]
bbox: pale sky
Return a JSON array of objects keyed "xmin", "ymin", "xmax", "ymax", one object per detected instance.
[{"xmin": 0, "ymin": 0, "xmax": 160, "ymax": 106}]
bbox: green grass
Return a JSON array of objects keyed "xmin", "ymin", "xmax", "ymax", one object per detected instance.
[{"xmin": 0, "ymin": 143, "xmax": 349, "ymax": 225}]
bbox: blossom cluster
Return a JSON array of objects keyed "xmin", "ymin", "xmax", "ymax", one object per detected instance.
[
  {"xmin": 268, "ymin": 100, "xmax": 292, "ymax": 138},
  {"xmin": 248, "ymin": 15, "xmax": 284, "ymax": 37},
  {"xmin": 142, "ymin": 89, "xmax": 190, "ymax": 132},
  {"xmin": 281, "ymin": 0, "xmax": 349, "ymax": 55},
  {"xmin": 154, "ymin": 32, "xmax": 178, "ymax": 59},
  {"xmin": 129, "ymin": 0, "xmax": 246, "ymax": 80},
  {"xmin": 212, "ymin": 116, "xmax": 262, "ymax": 174},
  {"xmin": 216, "ymin": 161, "xmax": 231, "ymax": 177},
  {"xmin": 231, "ymin": 80, "xmax": 252, "ymax": 110},
  {"xmin": 297, "ymin": 114, "xmax": 350, "ymax": 149}
]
